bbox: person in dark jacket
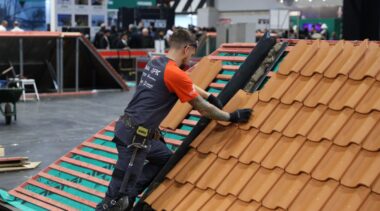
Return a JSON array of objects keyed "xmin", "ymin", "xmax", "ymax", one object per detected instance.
[
  {"xmin": 98, "ymin": 29, "xmax": 111, "ymax": 49},
  {"xmin": 114, "ymin": 33, "xmax": 129, "ymax": 49},
  {"xmin": 141, "ymin": 27, "xmax": 154, "ymax": 48},
  {"xmin": 93, "ymin": 23, "xmax": 106, "ymax": 48},
  {"xmin": 128, "ymin": 26, "xmax": 142, "ymax": 48}
]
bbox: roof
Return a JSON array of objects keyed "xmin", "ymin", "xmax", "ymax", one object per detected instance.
[{"xmin": 144, "ymin": 39, "xmax": 380, "ymax": 210}]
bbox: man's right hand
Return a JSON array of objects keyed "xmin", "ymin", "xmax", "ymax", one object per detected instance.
[{"xmin": 229, "ymin": 109, "xmax": 253, "ymax": 123}]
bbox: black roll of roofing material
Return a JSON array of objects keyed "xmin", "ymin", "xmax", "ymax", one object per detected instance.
[
  {"xmin": 217, "ymin": 33, "xmax": 277, "ymax": 104},
  {"xmin": 135, "ymin": 33, "xmax": 277, "ymax": 210}
]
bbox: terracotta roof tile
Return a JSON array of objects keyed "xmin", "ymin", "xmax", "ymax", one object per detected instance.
[
  {"xmin": 356, "ymin": 81, "xmax": 380, "ymax": 114},
  {"xmin": 307, "ymin": 108, "xmax": 354, "ymax": 142},
  {"xmin": 239, "ymin": 132, "xmax": 281, "ymax": 164},
  {"xmin": 196, "ymin": 157, "xmax": 238, "ymax": 190},
  {"xmin": 341, "ymin": 150, "xmax": 380, "ymax": 188},
  {"xmin": 145, "ymin": 40, "xmax": 380, "ymax": 210},
  {"xmin": 239, "ymin": 167, "xmax": 283, "ymax": 202},
  {"xmin": 227, "ymin": 199, "xmax": 260, "ymax": 211},
  {"xmin": 261, "ymin": 136, "xmax": 305, "ymax": 169},
  {"xmin": 262, "ymin": 173, "xmax": 310, "ymax": 210},
  {"xmin": 289, "ymin": 179, "xmax": 339, "ymax": 211},
  {"xmin": 362, "ymin": 121, "xmax": 380, "ymax": 151},
  {"xmin": 174, "ymin": 188, "xmax": 215, "ymax": 211},
  {"xmin": 334, "ymin": 111, "xmax": 380, "ymax": 147},
  {"xmin": 312, "ymin": 144, "xmax": 360, "ymax": 181},
  {"xmin": 216, "ymin": 162, "xmax": 260, "ymax": 196},
  {"xmin": 322, "ymin": 185, "xmax": 370, "ymax": 211},
  {"xmin": 285, "ymin": 140, "xmax": 331, "ymax": 174},
  {"xmin": 359, "ymin": 193, "xmax": 380, "ymax": 211},
  {"xmin": 199, "ymin": 194, "xmax": 236, "ymax": 211}
]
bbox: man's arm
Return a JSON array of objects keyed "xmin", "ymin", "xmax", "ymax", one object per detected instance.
[
  {"xmin": 189, "ymin": 96, "xmax": 230, "ymax": 121},
  {"xmin": 194, "ymin": 85, "xmax": 210, "ymax": 99}
]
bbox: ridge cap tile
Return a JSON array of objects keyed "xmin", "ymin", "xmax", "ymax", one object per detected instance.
[
  {"xmin": 341, "ymin": 149, "xmax": 380, "ymax": 188},
  {"xmin": 311, "ymin": 144, "xmax": 361, "ymax": 181},
  {"xmin": 321, "ymin": 185, "xmax": 371, "ymax": 211},
  {"xmin": 289, "ymin": 178, "xmax": 339, "ymax": 211},
  {"xmin": 262, "ymin": 172, "xmax": 310, "ymax": 210}
]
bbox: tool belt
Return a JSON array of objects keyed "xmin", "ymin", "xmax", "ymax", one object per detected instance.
[{"xmin": 119, "ymin": 115, "xmax": 162, "ymax": 141}]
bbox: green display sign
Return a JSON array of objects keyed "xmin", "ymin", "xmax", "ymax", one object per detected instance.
[{"xmin": 108, "ymin": 0, "xmax": 156, "ymax": 9}]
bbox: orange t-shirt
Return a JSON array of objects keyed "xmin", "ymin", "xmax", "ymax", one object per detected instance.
[{"xmin": 164, "ymin": 60, "xmax": 199, "ymax": 103}]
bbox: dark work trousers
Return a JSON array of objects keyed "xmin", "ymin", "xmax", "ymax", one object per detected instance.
[{"xmin": 98, "ymin": 127, "xmax": 172, "ymax": 209}]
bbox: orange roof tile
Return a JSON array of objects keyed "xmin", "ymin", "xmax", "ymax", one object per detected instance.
[{"xmin": 145, "ymin": 40, "xmax": 380, "ymax": 210}]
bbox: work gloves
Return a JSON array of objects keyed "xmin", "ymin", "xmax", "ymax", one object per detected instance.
[
  {"xmin": 207, "ymin": 94, "xmax": 224, "ymax": 109},
  {"xmin": 229, "ymin": 109, "xmax": 253, "ymax": 123}
]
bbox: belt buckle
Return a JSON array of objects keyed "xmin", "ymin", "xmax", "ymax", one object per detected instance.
[{"xmin": 136, "ymin": 126, "xmax": 149, "ymax": 137}]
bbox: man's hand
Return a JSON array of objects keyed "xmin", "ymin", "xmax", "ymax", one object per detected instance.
[
  {"xmin": 229, "ymin": 109, "xmax": 253, "ymax": 123},
  {"xmin": 207, "ymin": 94, "xmax": 223, "ymax": 109}
]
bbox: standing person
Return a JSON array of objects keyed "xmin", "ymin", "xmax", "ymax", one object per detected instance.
[
  {"xmin": 96, "ymin": 28, "xmax": 252, "ymax": 211},
  {"xmin": 114, "ymin": 33, "xmax": 129, "ymax": 49},
  {"xmin": 93, "ymin": 23, "xmax": 106, "ymax": 48},
  {"xmin": 99, "ymin": 29, "xmax": 111, "ymax": 49},
  {"xmin": 0, "ymin": 20, "xmax": 8, "ymax": 31},
  {"xmin": 10, "ymin": 21, "xmax": 24, "ymax": 32},
  {"xmin": 141, "ymin": 27, "xmax": 154, "ymax": 48}
]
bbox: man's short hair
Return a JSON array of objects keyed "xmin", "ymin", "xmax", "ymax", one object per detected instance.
[{"xmin": 169, "ymin": 28, "xmax": 197, "ymax": 49}]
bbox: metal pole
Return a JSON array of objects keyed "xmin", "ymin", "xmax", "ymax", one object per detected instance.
[
  {"xmin": 19, "ymin": 38, "xmax": 23, "ymax": 77},
  {"xmin": 50, "ymin": 0, "xmax": 56, "ymax": 31},
  {"xmin": 60, "ymin": 37, "xmax": 64, "ymax": 92},
  {"xmin": 56, "ymin": 38, "xmax": 60, "ymax": 92},
  {"xmin": 75, "ymin": 38, "xmax": 79, "ymax": 92}
]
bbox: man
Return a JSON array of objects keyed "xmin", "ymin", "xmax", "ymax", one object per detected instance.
[
  {"xmin": 10, "ymin": 21, "xmax": 24, "ymax": 32},
  {"xmin": 0, "ymin": 20, "xmax": 8, "ymax": 32},
  {"xmin": 114, "ymin": 33, "xmax": 129, "ymax": 49},
  {"xmin": 98, "ymin": 29, "xmax": 111, "ymax": 49},
  {"xmin": 93, "ymin": 23, "xmax": 106, "ymax": 48},
  {"xmin": 141, "ymin": 28, "xmax": 154, "ymax": 48},
  {"xmin": 96, "ymin": 28, "xmax": 252, "ymax": 210}
]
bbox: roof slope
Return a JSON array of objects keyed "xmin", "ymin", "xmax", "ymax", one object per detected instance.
[{"xmin": 145, "ymin": 40, "xmax": 380, "ymax": 211}]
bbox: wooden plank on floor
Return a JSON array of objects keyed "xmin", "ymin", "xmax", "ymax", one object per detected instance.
[
  {"xmin": 26, "ymin": 180, "xmax": 97, "ymax": 208},
  {"xmin": 38, "ymin": 172, "xmax": 105, "ymax": 198},
  {"xmin": 60, "ymin": 157, "xmax": 112, "ymax": 176},
  {"xmin": 49, "ymin": 164, "xmax": 110, "ymax": 186},
  {"xmin": 0, "ymin": 162, "xmax": 40, "ymax": 172},
  {"xmin": 10, "ymin": 188, "xmax": 75, "ymax": 211}
]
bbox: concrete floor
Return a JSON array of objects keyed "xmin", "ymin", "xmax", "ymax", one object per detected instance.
[{"xmin": 0, "ymin": 89, "xmax": 135, "ymax": 191}]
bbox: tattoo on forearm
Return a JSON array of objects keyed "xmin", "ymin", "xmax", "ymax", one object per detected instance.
[{"xmin": 190, "ymin": 96, "xmax": 230, "ymax": 121}]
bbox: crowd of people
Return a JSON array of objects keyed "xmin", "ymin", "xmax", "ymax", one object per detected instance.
[
  {"xmin": 92, "ymin": 22, "xmax": 216, "ymax": 50},
  {"xmin": 0, "ymin": 20, "xmax": 25, "ymax": 32}
]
